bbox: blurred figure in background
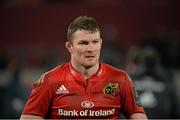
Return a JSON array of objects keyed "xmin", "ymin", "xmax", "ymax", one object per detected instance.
[
  {"xmin": 0, "ymin": 49, "xmax": 28, "ymax": 118},
  {"xmin": 126, "ymin": 45, "xmax": 178, "ymax": 118},
  {"xmin": 101, "ymin": 39, "xmax": 123, "ymax": 69}
]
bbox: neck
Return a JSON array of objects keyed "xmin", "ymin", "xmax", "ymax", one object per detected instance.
[{"xmin": 71, "ymin": 61, "xmax": 100, "ymax": 80}]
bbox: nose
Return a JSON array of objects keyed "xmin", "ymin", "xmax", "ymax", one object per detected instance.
[{"xmin": 86, "ymin": 43, "xmax": 95, "ymax": 52}]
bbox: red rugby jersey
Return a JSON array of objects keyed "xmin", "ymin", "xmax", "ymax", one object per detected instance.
[{"xmin": 22, "ymin": 63, "xmax": 145, "ymax": 119}]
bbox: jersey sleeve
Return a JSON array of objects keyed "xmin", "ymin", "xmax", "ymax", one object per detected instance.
[
  {"xmin": 22, "ymin": 74, "xmax": 54, "ymax": 118},
  {"xmin": 120, "ymin": 73, "xmax": 145, "ymax": 118}
]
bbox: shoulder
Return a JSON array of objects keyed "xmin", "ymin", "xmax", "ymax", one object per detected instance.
[
  {"xmin": 35, "ymin": 63, "xmax": 68, "ymax": 84},
  {"xmin": 102, "ymin": 63, "xmax": 132, "ymax": 84},
  {"xmin": 102, "ymin": 63, "xmax": 128, "ymax": 77}
]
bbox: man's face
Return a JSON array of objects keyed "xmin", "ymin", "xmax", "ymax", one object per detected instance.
[{"xmin": 67, "ymin": 29, "xmax": 102, "ymax": 68}]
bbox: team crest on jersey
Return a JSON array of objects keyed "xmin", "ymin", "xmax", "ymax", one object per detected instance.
[{"xmin": 103, "ymin": 83, "xmax": 118, "ymax": 95}]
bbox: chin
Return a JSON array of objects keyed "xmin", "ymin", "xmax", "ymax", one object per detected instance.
[
  {"xmin": 84, "ymin": 62, "xmax": 96, "ymax": 68},
  {"xmin": 84, "ymin": 64, "xmax": 94, "ymax": 68}
]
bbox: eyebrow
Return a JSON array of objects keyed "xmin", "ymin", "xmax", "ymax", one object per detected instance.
[{"xmin": 78, "ymin": 38, "xmax": 101, "ymax": 42}]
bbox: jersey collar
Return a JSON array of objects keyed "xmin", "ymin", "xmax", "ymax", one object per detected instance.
[{"xmin": 67, "ymin": 62, "xmax": 104, "ymax": 79}]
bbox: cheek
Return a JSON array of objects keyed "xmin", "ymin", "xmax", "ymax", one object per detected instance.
[
  {"xmin": 96, "ymin": 45, "xmax": 102, "ymax": 52},
  {"xmin": 73, "ymin": 47, "xmax": 84, "ymax": 55}
]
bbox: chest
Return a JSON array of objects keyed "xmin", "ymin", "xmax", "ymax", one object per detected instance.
[{"xmin": 49, "ymin": 77, "xmax": 121, "ymax": 118}]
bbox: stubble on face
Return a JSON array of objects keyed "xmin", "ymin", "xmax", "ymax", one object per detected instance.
[{"xmin": 70, "ymin": 30, "xmax": 102, "ymax": 69}]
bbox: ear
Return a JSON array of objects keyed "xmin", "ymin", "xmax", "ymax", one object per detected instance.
[{"xmin": 65, "ymin": 42, "xmax": 73, "ymax": 53}]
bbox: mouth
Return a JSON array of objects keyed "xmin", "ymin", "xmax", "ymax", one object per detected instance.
[
  {"xmin": 85, "ymin": 55, "xmax": 95, "ymax": 58},
  {"xmin": 85, "ymin": 55, "xmax": 95, "ymax": 59}
]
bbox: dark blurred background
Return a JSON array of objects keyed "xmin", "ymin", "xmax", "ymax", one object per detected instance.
[{"xmin": 0, "ymin": 0, "xmax": 180, "ymax": 119}]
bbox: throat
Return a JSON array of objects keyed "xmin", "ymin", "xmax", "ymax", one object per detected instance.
[
  {"xmin": 83, "ymin": 72, "xmax": 91, "ymax": 80},
  {"xmin": 70, "ymin": 61, "xmax": 100, "ymax": 79},
  {"xmin": 81, "ymin": 68, "xmax": 94, "ymax": 80}
]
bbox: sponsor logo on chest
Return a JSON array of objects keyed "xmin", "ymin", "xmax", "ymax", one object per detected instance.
[{"xmin": 81, "ymin": 101, "xmax": 94, "ymax": 108}]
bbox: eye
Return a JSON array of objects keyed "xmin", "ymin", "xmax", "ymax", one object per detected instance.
[
  {"xmin": 93, "ymin": 40, "xmax": 99, "ymax": 44},
  {"xmin": 79, "ymin": 41, "xmax": 89, "ymax": 45}
]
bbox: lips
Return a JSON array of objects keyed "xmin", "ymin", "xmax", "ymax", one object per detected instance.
[{"xmin": 85, "ymin": 56, "xmax": 95, "ymax": 58}]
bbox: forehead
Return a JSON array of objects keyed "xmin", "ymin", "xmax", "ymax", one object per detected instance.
[{"xmin": 72, "ymin": 30, "xmax": 101, "ymax": 42}]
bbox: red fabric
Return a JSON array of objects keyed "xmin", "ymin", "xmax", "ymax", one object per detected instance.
[{"xmin": 22, "ymin": 63, "xmax": 145, "ymax": 119}]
